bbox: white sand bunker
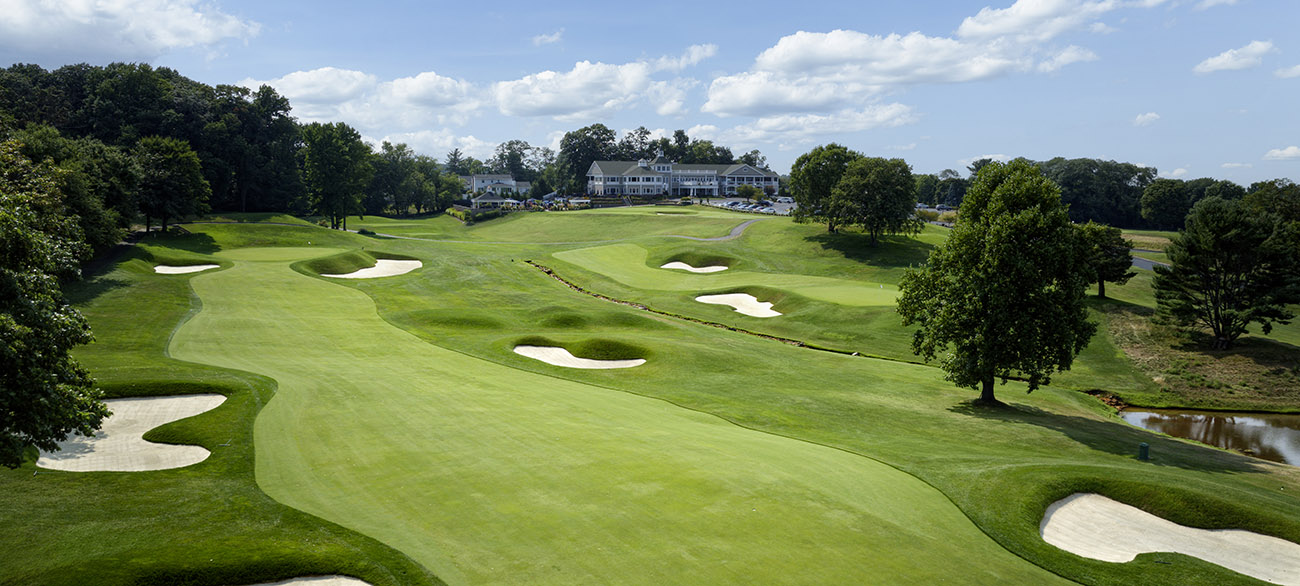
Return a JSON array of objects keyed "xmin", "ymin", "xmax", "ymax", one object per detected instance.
[
  {"xmin": 37, "ymin": 394, "xmax": 226, "ymax": 472},
  {"xmin": 154, "ymin": 264, "xmax": 219, "ymax": 274},
  {"xmin": 321, "ymin": 259, "xmax": 421, "ymax": 279},
  {"xmin": 514, "ymin": 345, "xmax": 646, "ymax": 369},
  {"xmin": 695, "ymin": 293, "xmax": 781, "ymax": 317},
  {"xmin": 239, "ymin": 577, "xmax": 372, "ymax": 586},
  {"xmin": 1042, "ymin": 493, "xmax": 1300, "ymax": 585},
  {"xmin": 661, "ymin": 261, "xmax": 728, "ymax": 273}
]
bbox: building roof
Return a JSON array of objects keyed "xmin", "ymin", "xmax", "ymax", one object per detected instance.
[
  {"xmin": 588, "ymin": 160, "xmax": 778, "ymax": 178},
  {"xmin": 472, "ymin": 174, "xmax": 514, "ymax": 181},
  {"xmin": 472, "ymin": 193, "xmax": 508, "ymax": 202}
]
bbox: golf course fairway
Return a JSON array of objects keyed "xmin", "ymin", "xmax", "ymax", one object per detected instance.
[
  {"xmin": 168, "ymin": 246, "xmax": 1064, "ymax": 585},
  {"xmin": 553, "ymin": 243, "xmax": 898, "ymax": 306}
]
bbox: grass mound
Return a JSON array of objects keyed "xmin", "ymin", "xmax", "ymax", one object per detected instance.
[
  {"xmin": 696, "ymin": 285, "xmax": 799, "ymax": 312},
  {"xmin": 400, "ymin": 310, "xmax": 505, "ymax": 330},
  {"xmin": 659, "ymin": 250, "xmax": 736, "ymax": 270},
  {"xmin": 513, "ymin": 335, "xmax": 650, "ymax": 361},
  {"xmin": 296, "ymin": 250, "xmax": 419, "ymax": 277}
]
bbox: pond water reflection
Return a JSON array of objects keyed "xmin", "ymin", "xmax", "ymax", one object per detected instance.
[{"xmin": 1120, "ymin": 409, "xmax": 1300, "ymax": 466}]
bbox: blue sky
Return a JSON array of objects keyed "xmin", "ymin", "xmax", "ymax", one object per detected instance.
[{"xmin": 2, "ymin": 0, "xmax": 1297, "ymax": 183}]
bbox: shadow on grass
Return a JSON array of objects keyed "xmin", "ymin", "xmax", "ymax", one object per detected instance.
[
  {"xmin": 948, "ymin": 399, "xmax": 1265, "ymax": 474},
  {"xmin": 805, "ymin": 231, "xmax": 934, "ymax": 267},
  {"xmin": 145, "ymin": 230, "xmax": 220, "ymax": 255}
]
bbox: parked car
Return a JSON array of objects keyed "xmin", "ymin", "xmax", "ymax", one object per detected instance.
[{"xmin": 776, "ymin": 197, "xmax": 794, "ymax": 204}]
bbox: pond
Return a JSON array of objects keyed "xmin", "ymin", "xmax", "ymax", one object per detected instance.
[{"xmin": 1120, "ymin": 409, "xmax": 1300, "ymax": 466}]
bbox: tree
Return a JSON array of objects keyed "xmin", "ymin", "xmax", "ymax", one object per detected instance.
[
  {"xmin": 914, "ymin": 173, "xmax": 940, "ymax": 206},
  {"xmin": 0, "ymin": 140, "xmax": 108, "ymax": 468},
  {"xmin": 444, "ymin": 148, "xmax": 467, "ymax": 175},
  {"xmin": 134, "ymin": 136, "xmax": 210, "ymax": 232},
  {"xmin": 738, "ymin": 149, "xmax": 768, "ymax": 169},
  {"xmin": 489, "ymin": 139, "xmax": 534, "ymax": 181},
  {"xmin": 301, "ymin": 122, "xmax": 372, "ymax": 229},
  {"xmin": 897, "ymin": 160, "xmax": 1095, "ymax": 404},
  {"xmin": 830, "ymin": 157, "xmax": 921, "ymax": 246},
  {"xmin": 789, "ymin": 143, "xmax": 863, "ymax": 233},
  {"xmin": 616, "ymin": 126, "xmax": 653, "ymax": 161},
  {"xmin": 937, "ymin": 169, "xmax": 967, "ymax": 207},
  {"xmin": 557, "ymin": 123, "xmax": 616, "ymax": 194},
  {"xmin": 1036, "ymin": 157, "xmax": 1154, "ymax": 227},
  {"xmin": 1140, "ymin": 178, "xmax": 1189, "ymax": 230},
  {"xmin": 735, "ymin": 184, "xmax": 761, "ymax": 202},
  {"xmin": 1153, "ymin": 197, "xmax": 1300, "ymax": 350},
  {"xmin": 1077, "ymin": 221, "xmax": 1135, "ymax": 298}
]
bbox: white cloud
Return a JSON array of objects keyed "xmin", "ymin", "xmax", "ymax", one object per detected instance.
[
  {"xmin": 1166, "ymin": 168, "xmax": 1189, "ymax": 178},
  {"xmin": 646, "ymin": 79, "xmax": 698, "ymax": 117},
  {"xmin": 1193, "ymin": 40, "xmax": 1276, "ymax": 74},
  {"xmin": 383, "ymin": 71, "xmax": 478, "ymax": 107},
  {"xmin": 1275, "ymin": 65, "xmax": 1300, "ymax": 79},
  {"xmin": 890, "ymin": 143, "xmax": 919, "ymax": 151},
  {"xmin": 0, "ymin": 0, "xmax": 258, "ymax": 62},
  {"xmin": 1264, "ymin": 146, "xmax": 1300, "ymax": 160},
  {"xmin": 654, "ymin": 44, "xmax": 718, "ymax": 71},
  {"xmin": 1196, "ymin": 0, "xmax": 1238, "ymax": 9},
  {"xmin": 1089, "ymin": 22, "xmax": 1117, "ymax": 34},
  {"xmin": 1221, "ymin": 162, "xmax": 1253, "ymax": 169},
  {"xmin": 956, "ymin": 0, "xmax": 1117, "ymax": 43},
  {"xmin": 371, "ymin": 130, "xmax": 495, "ymax": 161},
  {"xmin": 493, "ymin": 60, "xmax": 653, "ymax": 119},
  {"xmin": 958, "ymin": 154, "xmax": 1012, "ymax": 168},
  {"xmin": 1133, "ymin": 112, "xmax": 1160, "ymax": 126},
  {"xmin": 532, "ymin": 29, "xmax": 563, "ymax": 46},
  {"xmin": 1038, "ymin": 45, "xmax": 1098, "ymax": 72}
]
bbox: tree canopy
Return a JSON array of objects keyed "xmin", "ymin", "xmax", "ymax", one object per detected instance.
[
  {"xmin": 1153, "ymin": 197, "xmax": 1300, "ymax": 349},
  {"xmin": 789, "ymin": 143, "xmax": 862, "ymax": 232},
  {"xmin": 829, "ymin": 157, "xmax": 921, "ymax": 246},
  {"xmin": 897, "ymin": 159, "xmax": 1095, "ymax": 404},
  {"xmin": 1077, "ymin": 221, "xmax": 1135, "ymax": 298},
  {"xmin": 301, "ymin": 122, "xmax": 371, "ymax": 229},
  {"xmin": 134, "ymin": 136, "xmax": 210, "ymax": 232},
  {"xmin": 0, "ymin": 140, "xmax": 107, "ymax": 468}
]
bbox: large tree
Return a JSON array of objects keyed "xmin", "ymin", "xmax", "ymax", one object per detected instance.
[
  {"xmin": 1153, "ymin": 197, "xmax": 1300, "ymax": 349},
  {"xmin": 557, "ymin": 123, "xmax": 615, "ymax": 194},
  {"xmin": 789, "ymin": 143, "xmax": 862, "ymax": 233},
  {"xmin": 829, "ymin": 157, "xmax": 921, "ymax": 246},
  {"xmin": 1140, "ymin": 178, "xmax": 1189, "ymax": 230},
  {"xmin": 1077, "ymin": 221, "xmax": 1135, "ymax": 298},
  {"xmin": 0, "ymin": 140, "xmax": 108, "ymax": 468},
  {"xmin": 897, "ymin": 160, "xmax": 1096, "ymax": 404},
  {"xmin": 301, "ymin": 122, "xmax": 372, "ymax": 229},
  {"xmin": 134, "ymin": 136, "xmax": 210, "ymax": 232}
]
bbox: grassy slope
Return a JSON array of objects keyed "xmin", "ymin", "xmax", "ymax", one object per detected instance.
[
  {"xmin": 0, "ymin": 232, "xmax": 440, "ymax": 586},
  {"xmin": 347, "ymin": 206, "xmax": 748, "ymax": 242},
  {"xmin": 16, "ymin": 212, "xmax": 1300, "ymax": 586},
  {"xmin": 168, "ymin": 244, "xmax": 1067, "ymax": 585}
]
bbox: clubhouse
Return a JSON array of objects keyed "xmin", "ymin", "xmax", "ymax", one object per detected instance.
[{"xmin": 586, "ymin": 151, "xmax": 780, "ymax": 198}]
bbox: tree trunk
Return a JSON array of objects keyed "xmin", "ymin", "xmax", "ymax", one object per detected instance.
[
  {"xmin": 980, "ymin": 378, "xmax": 996, "ymax": 403},
  {"xmin": 1097, "ymin": 279, "xmax": 1107, "ymax": 298}
]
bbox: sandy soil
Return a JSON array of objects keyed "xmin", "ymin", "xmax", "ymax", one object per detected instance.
[
  {"xmin": 695, "ymin": 293, "xmax": 781, "ymax": 317},
  {"xmin": 37, "ymin": 394, "xmax": 227, "ymax": 472},
  {"xmin": 661, "ymin": 261, "xmax": 728, "ymax": 273},
  {"xmin": 239, "ymin": 577, "xmax": 371, "ymax": 586},
  {"xmin": 1041, "ymin": 493, "xmax": 1300, "ymax": 585},
  {"xmin": 321, "ymin": 259, "xmax": 422, "ymax": 279},
  {"xmin": 154, "ymin": 264, "xmax": 220, "ymax": 274},
  {"xmin": 514, "ymin": 345, "xmax": 646, "ymax": 369}
]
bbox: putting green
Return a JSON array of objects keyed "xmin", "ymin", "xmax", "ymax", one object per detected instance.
[
  {"xmin": 169, "ymin": 247, "xmax": 1063, "ymax": 584},
  {"xmin": 553, "ymin": 243, "xmax": 898, "ymax": 306}
]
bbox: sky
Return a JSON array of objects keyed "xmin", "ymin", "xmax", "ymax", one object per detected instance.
[{"xmin": 1, "ymin": 0, "xmax": 1298, "ymax": 183}]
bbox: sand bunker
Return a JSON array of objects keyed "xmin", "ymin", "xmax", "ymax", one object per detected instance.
[
  {"xmin": 1042, "ymin": 493, "xmax": 1300, "ymax": 585},
  {"xmin": 695, "ymin": 293, "xmax": 781, "ymax": 317},
  {"xmin": 37, "ymin": 394, "xmax": 226, "ymax": 472},
  {"xmin": 321, "ymin": 259, "xmax": 422, "ymax": 279},
  {"xmin": 514, "ymin": 345, "xmax": 646, "ymax": 369},
  {"xmin": 241, "ymin": 577, "xmax": 372, "ymax": 586},
  {"xmin": 154, "ymin": 264, "xmax": 220, "ymax": 274},
  {"xmin": 661, "ymin": 261, "xmax": 728, "ymax": 273}
]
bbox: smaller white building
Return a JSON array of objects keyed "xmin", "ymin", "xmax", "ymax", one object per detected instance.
[{"xmin": 460, "ymin": 174, "xmax": 529, "ymax": 195}]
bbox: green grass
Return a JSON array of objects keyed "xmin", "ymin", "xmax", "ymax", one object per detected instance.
[
  {"xmin": 347, "ymin": 206, "xmax": 758, "ymax": 242},
  {"xmin": 1, "ymin": 241, "xmax": 439, "ymax": 586},
  {"xmin": 13, "ymin": 213, "xmax": 1300, "ymax": 586}
]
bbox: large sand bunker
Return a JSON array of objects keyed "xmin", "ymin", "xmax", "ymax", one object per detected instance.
[
  {"xmin": 514, "ymin": 345, "xmax": 646, "ymax": 369},
  {"xmin": 154, "ymin": 264, "xmax": 220, "ymax": 274},
  {"xmin": 242, "ymin": 577, "xmax": 372, "ymax": 586},
  {"xmin": 37, "ymin": 394, "xmax": 226, "ymax": 472},
  {"xmin": 661, "ymin": 261, "xmax": 728, "ymax": 273},
  {"xmin": 321, "ymin": 259, "xmax": 421, "ymax": 279},
  {"xmin": 695, "ymin": 293, "xmax": 781, "ymax": 317},
  {"xmin": 1041, "ymin": 493, "xmax": 1300, "ymax": 585}
]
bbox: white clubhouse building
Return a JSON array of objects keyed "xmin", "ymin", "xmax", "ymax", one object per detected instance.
[{"xmin": 586, "ymin": 151, "xmax": 779, "ymax": 198}]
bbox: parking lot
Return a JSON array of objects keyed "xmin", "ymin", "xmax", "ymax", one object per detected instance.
[{"xmin": 698, "ymin": 197, "xmax": 796, "ymax": 216}]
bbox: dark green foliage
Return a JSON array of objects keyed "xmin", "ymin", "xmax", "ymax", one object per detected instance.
[
  {"xmin": 1153, "ymin": 197, "xmax": 1300, "ymax": 349},
  {"xmin": 301, "ymin": 122, "xmax": 372, "ymax": 230},
  {"xmin": 898, "ymin": 159, "xmax": 1096, "ymax": 403},
  {"xmin": 1140, "ymin": 178, "xmax": 1190, "ymax": 230},
  {"xmin": 914, "ymin": 173, "xmax": 940, "ymax": 206},
  {"xmin": 829, "ymin": 157, "xmax": 921, "ymax": 246},
  {"xmin": 1245, "ymin": 178, "xmax": 1300, "ymax": 223},
  {"xmin": 789, "ymin": 143, "xmax": 863, "ymax": 232},
  {"xmin": 0, "ymin": 140, "xmax": 107, "ymax": 468},
  {"xmin": 1036, "ymin": 157, "xmax": 1155, "ymax": 227},
  {"xmin": 134, "ymin": 136, "xmax": 210, "ymax": 232},
  {"xmin": 558, "ymin": 123, "xmax": 616, "ymax": 194},
  {"xmin": 1077, "ymin": 221, "xmax": 1135, "ymax": 298}
]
